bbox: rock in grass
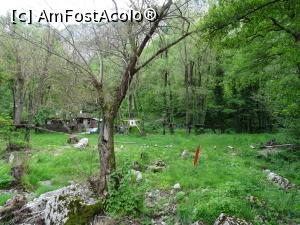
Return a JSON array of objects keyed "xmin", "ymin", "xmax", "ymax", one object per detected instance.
[
  {"xmin": 181, "ymin": 150, "xmax": 189, "ymax": 159},
  {"xmin": 132, "ymin": 161, "xmax": 142, "ymax": 171},
  {"xmin": 264, "ymin": 169, "xmax": 293, "ymax": 190},
  {"xmin": 148, "ymin": 160, "xmax": 166, "ymax": 173},
  {"xmin": 154, "ymin": 160, "xmax": 166, "ymax": 167},
  {"xmin": 6, "ymin": 183, "xmax": 102, "ymax": 225},
  {"xmin": 148, "ymin": 165, "xmax": 164, "ymax": 173},
  {"xmin": 214, "ymin": 213, "xmax": 253, "ymax": 225},
  {"xmin": 38, "ymin": 180, "xmax": 52, "ymax": 186},
  {"xmin": 92, "ymin": 215, "xmax": 116, "ymax": 225},
  {"xmin": 191, "ymin": 221, "xmax": 205, "ymax": 225},
  {"xmin": 131, "ymin": 170, "xmax": 143, "ymax": 182},
  {"xmin": 73, "ymin": 138, "xmax": 89, "ymax": 149},
  {"xmin": 0, "ymin": 194, "xmax": 27, "ymax": 222},
  {"xmin": 173, "ymin": 183, "xmax": 181, "ymax": 190}
]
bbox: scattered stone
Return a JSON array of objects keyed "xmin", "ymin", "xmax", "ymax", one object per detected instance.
[
  {"xmin": 173, "ymin": 183, "xmax": 181, "ymax": 190},
  {"xmin": 191, "ymin": 221, "xmax": 205, "ymax": 225},
  {"xmin": 74, "ymin": 138, "xmax": 89, "ymax": 148},
  {"xmin": 181, "ymin": 150, "xmax": 189, "ymax": 159},
  {"xmin": 154, "ymin": 144, "xmax": 158, "ymax": 147},
  {"xmin": 257, "ymin": 148, "xmax": 282, "ymax": 158},
  {"xmin": 120, "ymin": 145, "xmax": 125, "ymax": 150},
  {"xmin": 250, "ymin": 145, "xmax": 255, "ymax": 149},
  {"xmin": 131, "ymin": 170, "xmax": 143, "ymax": 182},
  {"xmin": 145, "ymin": 189, "xmax": 178, "ymax": 225},
  {"xmin": 155, "ymin": 160, "xmax": 166, "ymax": 167},
  {"xmin": 148, "ymin": 160, "xmax": 166, "ymax": 173},
  {"xmin": 2, "ymin": 183, "xmax": 102, "ymax": 225},
  {"xmin": 214, "ymin": 213, "xmax": 253, "ymax": 225},
  {"xmin": 38, "ymin": 180, "xmax": 52, "ymax": 186},
  {"xmin": 146, "ymin": 189, "xmax": 161, "ymax": 200},
  {"xmin": 213, "ymin": 146, "xmax": 217, "ymax": 150},
  {"xmin": 67, "ymin": 134, "xmax": 79, "ymax": 144},
  {"xmin": 227, "ymin": 146, "xmax": 234, "ymax": 150},
  {"xmin": 92, "ymin": 215, "xmax": 116, "ymax": 225},
  {"xmin": 0, "ymin": 194, "xmax": 27, "ymax": 221},
  {"xmin": 132, "ymin": 161, "xmax": 142, "ymax": 171},
  {"xmin": 246, "ymin": 195, "xmax": 256, "ymax": 203},
  {"xmin": 264, "ymin": 170, "xmax": 293, "ymax": 190},
  {"xmin": 254, "ymin": 215, "xmax": 267, "ymax": 224},
  {"xmin": 246, "ymin": 195, "xmax": 265, "ymax": 207},
  {"xmin": 8, "ymin": 153, "xmax": 15, "ymax": 164}
]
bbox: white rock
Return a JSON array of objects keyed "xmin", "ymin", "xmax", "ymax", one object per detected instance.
[
  {"xmin": 227, "ymin": 146, "xmax": 234, "ymax": 149},
  {"xmin": 265, "ymin": 170, "xmax": 292, "ymax": 190},
  {"xmin": 214, "ymin": 213, "xmax": 253, "ymax": 225},
  {"xmin": 191, "ymin": 221, "xmax": 205, "ymax": 225},
  {"xmin": 39, "ymin": 180, "xmax": 52, "ymax": 186},
  {"xmin": 173, "ymin": 183, "xmax": 181, "ymax": 190},
  {"xmin": 15, "ymin": 183, "xmax": 100, "ymax": 225},
  {"xmin": 131, "ymin": 170, "xmax": 143, "ymax": 182},
  {"xmin": 181, "ymin": 150, "xmax": 189, "ymax": 159},
  {"xmin": 73, "ymin": 138, "xmax": 89, "ymax": 148},
  {"xmin": 8, "ymin": 153, "xmax": 15, "ymax": 164}
]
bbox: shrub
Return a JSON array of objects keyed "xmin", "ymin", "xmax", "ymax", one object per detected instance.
[
  {"xmin": 0, "ymin": 162, "xmax": 13, "ymax": 188},
  {"xmin": 106, "ymin": 167, "xmax": 144, "ymax": 218}
]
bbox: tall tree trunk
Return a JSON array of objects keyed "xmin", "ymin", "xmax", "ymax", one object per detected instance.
[
  {"xmin": 28, "ymin": 91, "xmax": 34, "ymax": 126},
  {"xmin": 168, "ymin": 74, "xmax": 174, "ymax": 134},
  {"xmin": 14, "ymin": 49, "xmax": 25, "ymax": 126},
  {"xmin": 128, "ymin": 93, "xmax": 133, "ymax": 119},
  {"xmin": 11, "ymin": 80, "xmax": 16, "ymax": 122},
  {"xmin": 24, "ymin": 90, "xmax": 34, "ymax": 143},
  {"xmin": 163, "ymin": 69, "xmax": 168, "ymax": 135},
  {"xmin": 98, "ymin": 115, "xmax": 116, "ymax": 196},
  {"xmin": 14, "ymin": 79, "xmax": 25, "ymax": 126},
  {"xmin": 184, "ymin": 64, "xmax": 191, "ymax": 133}
]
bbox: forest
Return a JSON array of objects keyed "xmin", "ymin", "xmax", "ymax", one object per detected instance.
[{"xmin": 0, "ymin": 0, "xmax": 299, "ymax": 225}]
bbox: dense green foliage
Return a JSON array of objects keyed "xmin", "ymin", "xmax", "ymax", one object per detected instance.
[{"xmin": 0, "ymin": 0, "xmax": 299, "ymax": 136}]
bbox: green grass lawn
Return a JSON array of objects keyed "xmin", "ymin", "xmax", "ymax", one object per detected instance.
[{"xmin": 0, "ymin": 131, "xmax": 299, "ymax": 224}]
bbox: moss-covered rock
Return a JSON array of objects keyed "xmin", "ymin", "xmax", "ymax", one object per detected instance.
[
  {"xmin": 66, "ymin": 198, "xmax": 103, "ymax": 225},
  {"xmin": 7, "ymin": 183, "xmax": 103, "ymax": 225}
]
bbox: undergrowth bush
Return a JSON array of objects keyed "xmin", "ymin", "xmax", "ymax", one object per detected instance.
[
  {"xmin": 106, "ymin": 165, "xmax": 144, "ymax": 218},
  {"xmin": 0, "ymin": 162, "xmax": 13, "ymax": 188}
]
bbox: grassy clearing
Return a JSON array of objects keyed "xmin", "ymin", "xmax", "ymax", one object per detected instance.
[{"xmin": 0, "ymin": 131, "xmax": 299, "ymax": 224}]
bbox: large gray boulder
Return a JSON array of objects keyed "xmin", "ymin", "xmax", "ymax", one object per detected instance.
[
  {"xmin": 0, "ymin": 183, "xmax": 102, "ymax": 225},
  {"xmin": 264, "ymin": 170, "xmax": 293, "ymax": 190}
]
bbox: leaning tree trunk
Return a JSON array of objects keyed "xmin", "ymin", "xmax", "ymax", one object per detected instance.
[{"xmin": 98, "ymin": 115, "xmax": 116, "ymax": 196}]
